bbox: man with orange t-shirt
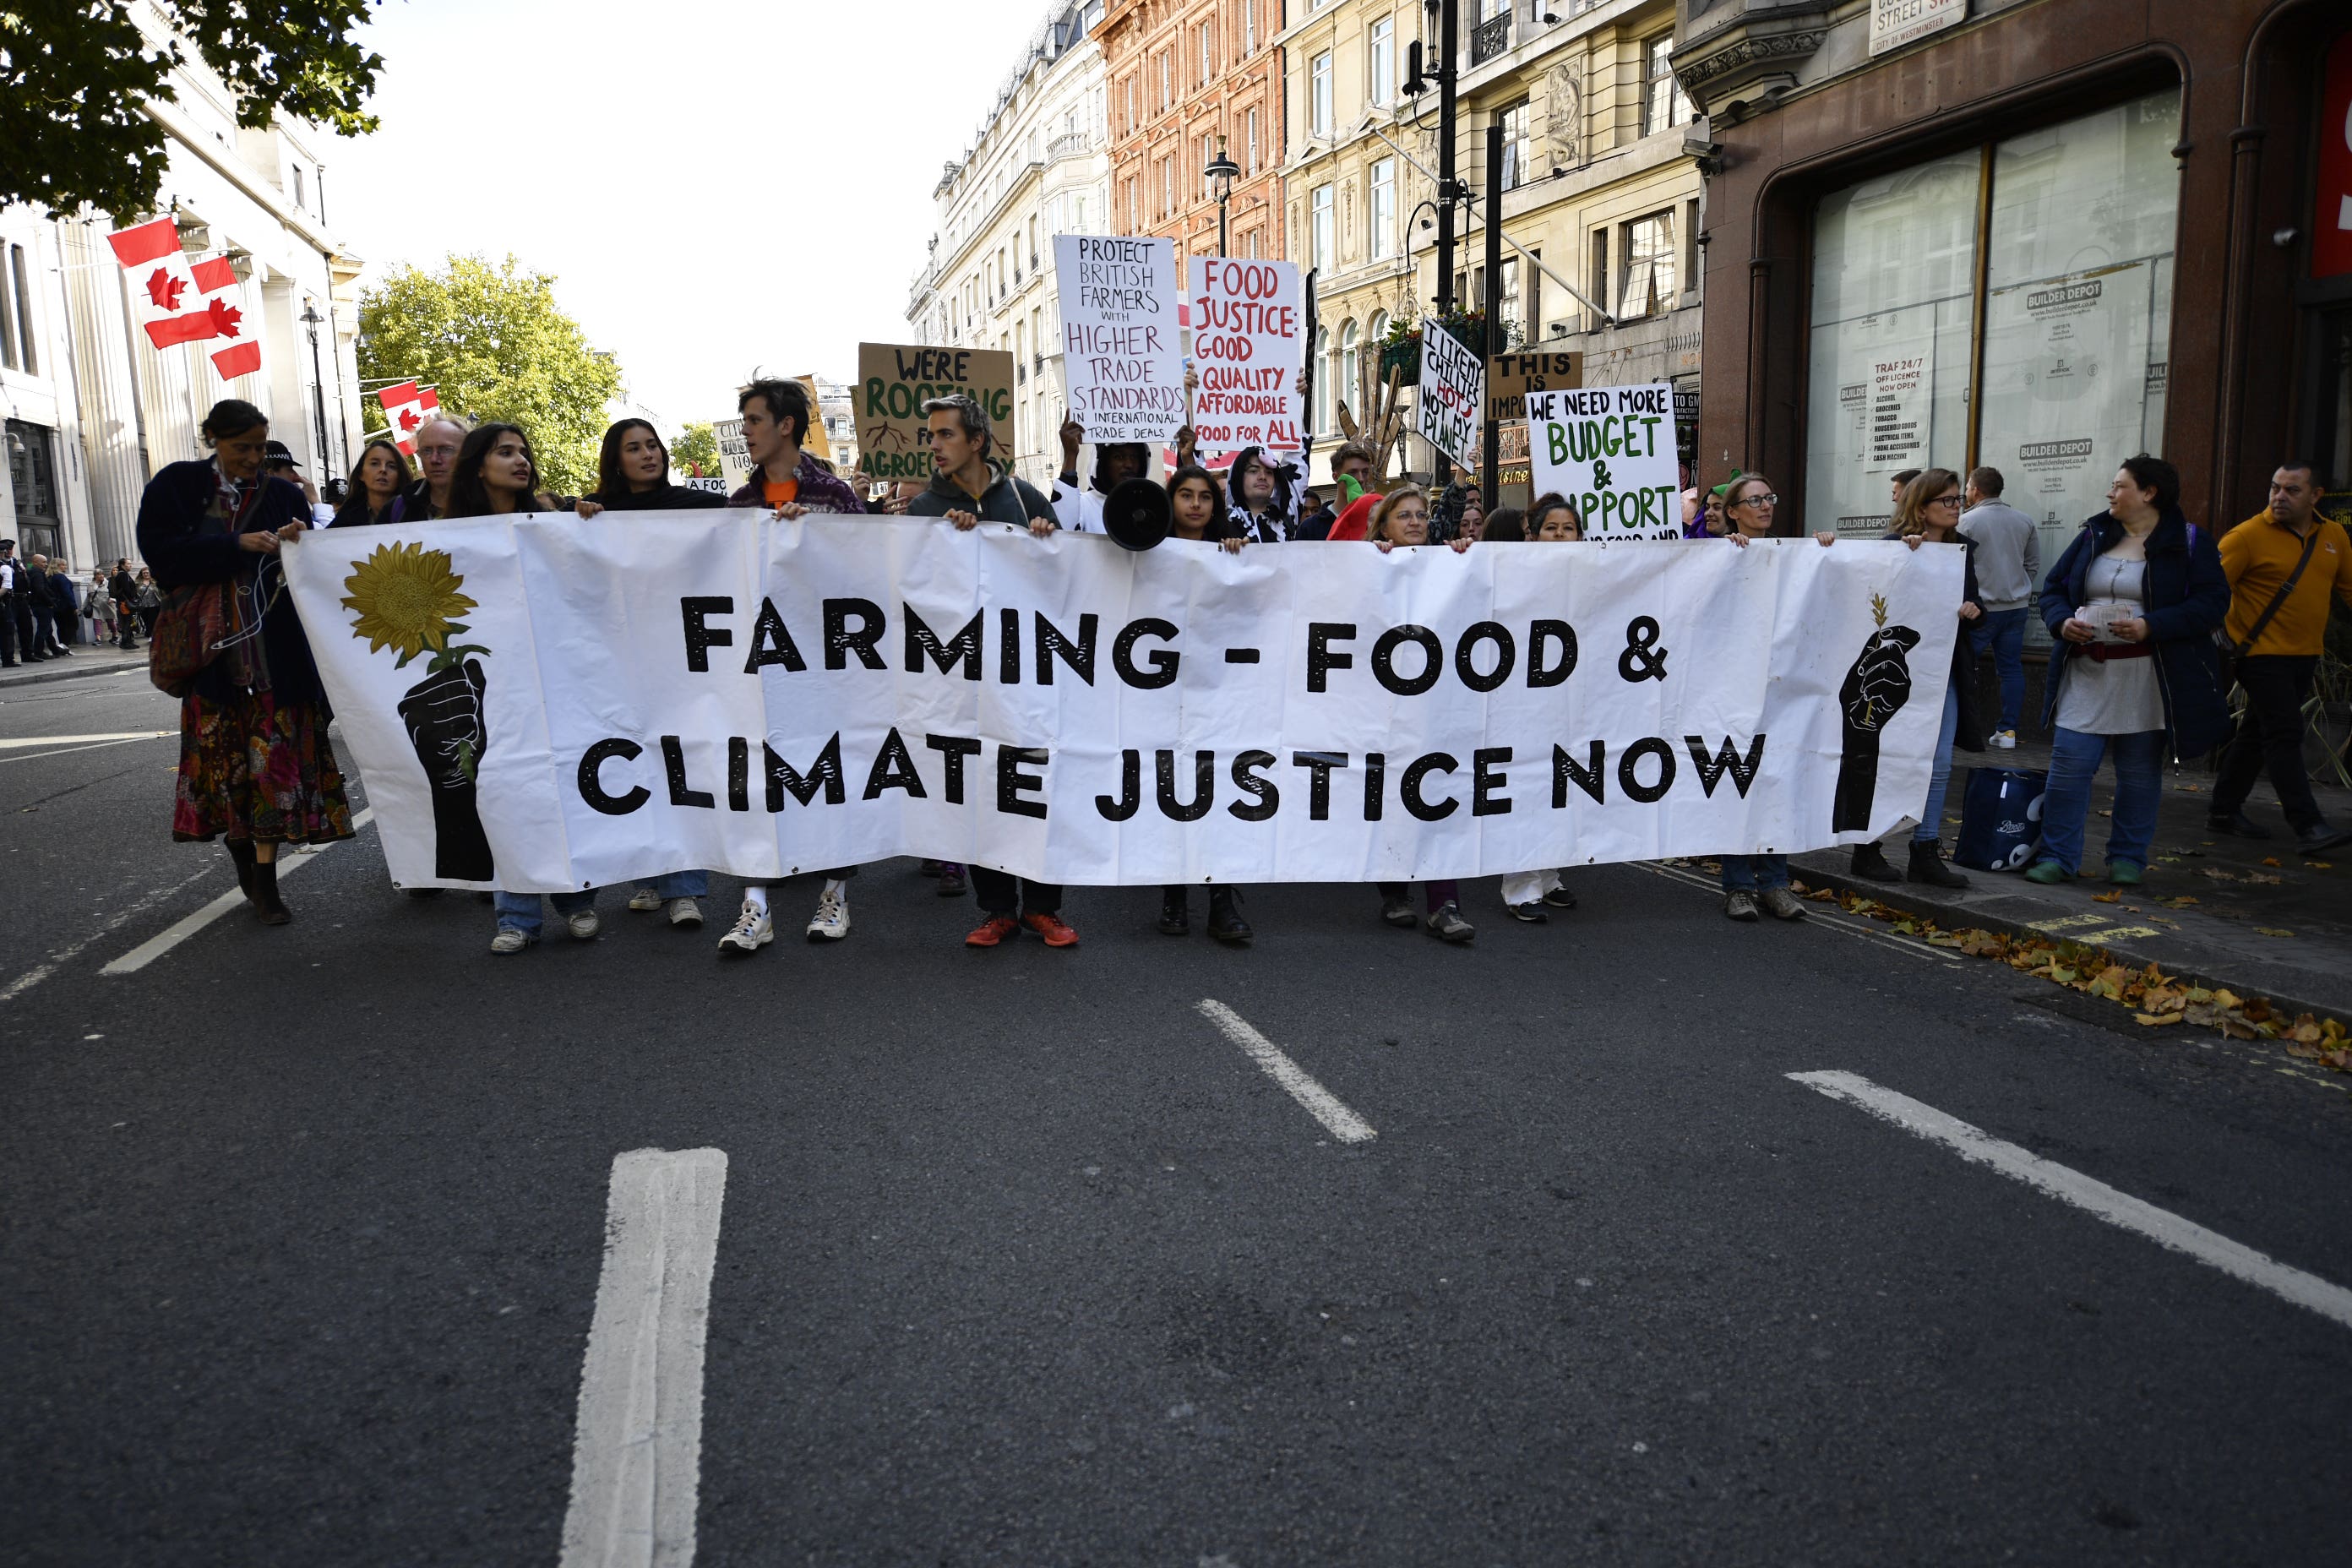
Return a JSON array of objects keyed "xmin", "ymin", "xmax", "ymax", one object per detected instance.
[{"xmin": 718, "ymin": 378, "xmax": 868, "ymax": 956}]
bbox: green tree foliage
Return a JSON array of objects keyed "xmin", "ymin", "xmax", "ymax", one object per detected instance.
[
  {"xmin": 671, "ymin": 422, "xmax": 721, "ymax": 481},
  {"xmin": 3, "ymin": 1, "xmax": 384, "ymax": 220},
  {"xmin": 357, "ymin": 255, "xmax": 623, "ymax": 497}
]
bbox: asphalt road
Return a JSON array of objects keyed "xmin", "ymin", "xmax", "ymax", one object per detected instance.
[{"xmin": 5, "ymin": 666, "xmax": 2351, "ymax": 1566}]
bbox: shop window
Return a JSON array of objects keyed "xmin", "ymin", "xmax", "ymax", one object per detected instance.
[
  {"xmin": 1805, "ymin": 88, "xmax": 2181, "ymax": 582},
  {"xmin": 4, "ymin": 421, "xmax": 61, "ymax": 558}
]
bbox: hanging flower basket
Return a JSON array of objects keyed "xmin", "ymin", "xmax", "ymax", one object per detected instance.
[{"xmin": 1379, "ymin": 337, "xmax": 1421, "ymax": 385}]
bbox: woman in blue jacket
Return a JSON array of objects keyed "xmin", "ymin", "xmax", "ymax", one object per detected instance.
[{"xmin": 2026, "ymin": 454, "xmax": 2229, "ymax": 885}]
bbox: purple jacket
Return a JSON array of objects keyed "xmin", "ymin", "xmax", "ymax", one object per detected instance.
[{"xmin": 728, "ymin": 452, "xmax": 866, "ymax": 514}]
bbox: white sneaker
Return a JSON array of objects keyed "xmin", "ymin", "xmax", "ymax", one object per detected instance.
[
  {"xmin": 566, "ymin": 908, "xmax": 601, "ymax": 941},
  {"xmin": 806, "ymin": 889, "xmax": 851, "ymax": 942},
  {"xmin": 667, "ymin": 896, "xmax": 703, "ymax": 928},
  {"xmin": 627, "ymin": 887, "xmax": 663, "ymax": 912},
  {"xmin": 1988, "ymin": 729, "xmax": 2018, "ymax": 749},
  {"xmin": 489, "ymin": 928, "xmax": 534, "ymax": 955},
  {"xmin": 718, "ymin": 900, "xmax": 773, "ymax": 955}
]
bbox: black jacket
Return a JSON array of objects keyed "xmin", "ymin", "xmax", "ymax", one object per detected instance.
[
  {"xmin": 590, "ymin": 483, "xmax": 728, "ymax": 511},
  {"xmin": 906, "ymin": 461, "xmax": 1055, "ymax": 526},
  {"xmin": 135, "ymin": 460, "xmax": 329, "ymax": 706},
  {"xmin": 1887, "ymin": 528, "xmax": 1986, "ymax": 753},
  {"xmin": 2038, "ymin": 507, "xmax": 2230, "ymax": 758}
]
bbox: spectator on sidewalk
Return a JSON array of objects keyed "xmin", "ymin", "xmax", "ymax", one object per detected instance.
[
  {"xmin": 0, "ymin": 540, "xmax": 30, "ymax": 664},
  {"xmin": 2026, "ymin": 455, "xmax": 2230, "ymax": 887},
  {"xmin": 109, "ymin": 559, "xmax": 139, "ymax": 648},
  {"xmin": 132, "ymin": 569, "xmax": 161, "ymax": 640},
  {"xmin": 46, "ymin": 558, "xmax": 80, "ymax": 647},
  {"xmin": 24, "ymin": 553, "xmax": 64, "ymax": 656},
  {"xmin": 2207, "ymin": 460, "xmax": 2352, "ymax": 854},
  {"xmin": 1957, "ymin": 466, "xmax": 2039, "ymax": 749},
  {"xmin": 84, "ymin": 570, "xmax": 116, "ymax": 645}
]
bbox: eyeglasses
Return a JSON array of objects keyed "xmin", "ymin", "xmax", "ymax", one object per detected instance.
[
  {"xmin": 1734, "ymin": 493, "xmax": 1778, "ymax": 508},
  {"xmin": 1930, "ymin": 494, "xmax": 1963, "ymax": 509}
]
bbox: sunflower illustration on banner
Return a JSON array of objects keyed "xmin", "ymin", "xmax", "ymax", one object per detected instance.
[{"xmin": 341, "ymin": 542, "xmax": 496, "ymax": 880}]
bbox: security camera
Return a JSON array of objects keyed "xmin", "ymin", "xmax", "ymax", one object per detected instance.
[{"xmin": 1683, "ymin": 133, "xmax": 1723, "ymax": 160}]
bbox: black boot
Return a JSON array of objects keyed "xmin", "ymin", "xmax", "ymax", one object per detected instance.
[
  {"xmin": 1157, "ymin": 885, "xmax": 1190, "ymax": 935},
  {"xmin": 1206, "ymin": 885, "xmax": 1253, "ymax": 945},
  {"xmin": 1850, "ymin": 841, "xmax": 1902, "ymax": 883},
  {"xmin": 249, "ymin": 853, "xmax": 291, "ymax": 925},
  {"xmin": 1907, "ymin": 839, "xmax": 1968, "ymax": 890},
  {"xmin": 225, "ymin": 838, "xmax": 257, "ymax": 899}
]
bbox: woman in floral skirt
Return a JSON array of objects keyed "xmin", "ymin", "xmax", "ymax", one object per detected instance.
[{"xmin": 135, "ymin": 399, "xmax": 353, "ymax": 923}]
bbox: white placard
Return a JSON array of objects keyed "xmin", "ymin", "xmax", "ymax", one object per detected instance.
[
  {"xmin": 286, "ymin": 516, "xmax": 1959, "ymax": 893},
  {"xmin": 1190, "ymin": 257, "xmax": 1304, "ymax": 456},
  {"xmin": 1054, "ymin": 234, "xmax": 1184, "ymax": 443},
  {"xmin": 1524, "ymin": 383, "xmax": 1682, "ymax": 539},
  {"xmin": 1416, "ymin": 321, "xmax": 1484, "ymax": 472}
]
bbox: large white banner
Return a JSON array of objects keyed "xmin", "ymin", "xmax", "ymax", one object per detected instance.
[{"xmin": 285, "ymin": 516, "xmax": 1959, "ymax": 894}]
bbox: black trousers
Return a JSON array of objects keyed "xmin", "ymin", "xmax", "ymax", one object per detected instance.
[
  {"xmin": 8, "ymin": 595, "xmax": 35, "ymax": 657},
  {"xmin": 0, "ymin": 596, "xmax": 18, "ymax": 662},
  {"xmin": 2213, "ymin": 654, "xmax": 2322, "ymax": 830},
  {"xmin": 969, "ymin": 866, "xmax": 1060, "ymax": 917},
  {"xmin": 29, "ymin": 601, "xmax": 58, "ymax": 652}
]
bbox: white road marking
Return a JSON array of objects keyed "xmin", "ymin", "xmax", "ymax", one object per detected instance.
[
  {"xmin": 99, "ymin": 808, "xmax": 375, "ymax": 976},
  {"xmin": 1196, "ymin": 999, "xmax": 1377, "ymax": 1144},
  {"xmin": 0, "ymin": 736, "xmax": 180, "ymax": 765},
  {"xmin": 1790, "ymin": 1070, "xmax": 2352, "ymax": 1331},
  {"xmin": 1638, "ymin": 861, "xmax": 1962, "ymax": 966},
  {"xmin": 562, "ymin": 1147, "xmax": 729, "ymax": 1568},
  {"xmin": 0, "ymin": 730, "xmax": 176, "ymax": 749},
  {"xmin": 0, "ymin": 863, "xmax": 220, "ymax": 1003}
]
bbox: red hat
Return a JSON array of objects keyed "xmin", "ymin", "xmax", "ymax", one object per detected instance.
[{"xmin": 1327, "ymin": 492, "xmax": 1383, "ymax": 542}]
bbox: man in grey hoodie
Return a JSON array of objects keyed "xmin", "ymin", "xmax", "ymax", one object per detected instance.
[{"xmin": 1957, "ymin": 466, "xmax": 2041, "ymax": 748}]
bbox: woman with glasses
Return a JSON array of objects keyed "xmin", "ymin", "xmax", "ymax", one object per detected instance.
[
  {"xmin": 134, "ymin": 398, "xmax": 354, "ymax": 925},
  {"xmin": 1868, "ymin": 469, "xmax": 1982, "ymax": 888}
]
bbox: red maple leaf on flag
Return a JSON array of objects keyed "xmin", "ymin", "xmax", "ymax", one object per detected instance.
[
  {"xmin": 144, "ymin": 268, "xmax": 187, "ymax": 312},
  {"xmin": 205, "ymin": 297, "xmax": 243, "ymax": 338},
  {"xmin": 397, "ymin": 407, "xmax": 422, "ymax": 433}
]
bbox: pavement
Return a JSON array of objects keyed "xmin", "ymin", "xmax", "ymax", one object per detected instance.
[
  {"xmin": 0, "ymin": 642, "xmax": 150, "ymax": 689},
  {"xmin": 1801, "ymin": 732, "xmax": 2352, "ymax": 1023},
  {"xmin": 5, "ymin": 662, "xmax": 2351, "ymax": 1565}
]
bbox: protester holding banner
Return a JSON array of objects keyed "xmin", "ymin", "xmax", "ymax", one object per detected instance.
[
  {"xmin": 135, "ymin": 399, "xmax": 354, "ymax": 925},
  {"xmin": 1153, "ymin": 465, "xmax": 1256, "ymax": 943},
  {"xmin": 1710, "ymin": 474, "xmax": 1810, "ymax": 923},
  {"xmin": 1483, "ymin": 507, "xmax": 1524, "ymax": 543},
  {"xmin": 590, "ymin": 419, "xmax": 726, "ymax": 512},
  {"xmin": 333, "ymin": 440, "xmax": 415, "ymax": 527},
  {"xmin": 905, "ymin": 394, "xmax": 1074, "ymax": 947},
  {"xmin": 1222, "ymin": 445, "xmax": 1300, "ymax": 543},
  {"xmin": 1527, "ymin": 495, "xmax": 1583, "ymax": 542},
  {"xmin": 2027, "ymin": 456, "xmax": 2230, "ymax": 888},
  {"xmin": 1865, "ymin": 469, "xmax": 1981, "ymax": 890},
  {"xmin": 714, "ymin": 380, "xmax": 867, "ymax": 952}
]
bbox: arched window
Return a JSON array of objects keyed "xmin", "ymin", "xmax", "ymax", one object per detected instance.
[
  {"xmin": 1339, "ymin": 320, "xmax": 1360, "ymax": 422},
  {"xmin": 1313, "ymin": 326, "xmax": 1331, "ymax": 433}
]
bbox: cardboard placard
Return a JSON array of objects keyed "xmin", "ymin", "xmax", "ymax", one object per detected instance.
[
  {"xmin": 855, "ymin": 343, "xmax": 1015, "ymax": 484},
  {"xmin": 1054, "ymin": 235, "xmax": 1184, "ymax": 443},
  {"xmin": 1190, "ymin": 257, "xmax": 1304, "ymax": 455},
  {"xmin": 1416, "ymin": 321, "xmax": 1484, "ymax": 472},
  {"xmin": 1525, "ymin": 382, "xmax": 1680, "ymax": 538}
]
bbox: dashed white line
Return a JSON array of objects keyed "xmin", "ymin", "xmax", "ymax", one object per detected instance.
[
  {"xmin": 1197, "ymin": 998, "xmax": 1377, "ymax": 1144},
  {"xmin": 0, "ymin": 730, "xmax": 176, "ymax": 749},
  {"xmin": 562, "ymin": 1147, "xmax": 729, "ymax": 1568},
  {"xmin": 1790, "ymin": 1070, "xmax": 2352, "ymax": 1331},
  {"xmin": 99, "ymin": 808, "xmax": 374, "ymax": 976},
  {"xmin": 0, "ymin": 863, "xmax": 220, "ymax": 1002}
]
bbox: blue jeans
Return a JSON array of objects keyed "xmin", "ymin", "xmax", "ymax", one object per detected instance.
[
  {"xmin": 634, "ymin": 871, "xmax": 707, "ymax": 899},
  {"xmin": 1969, "ymin": 607, "xmax": 2028, "ymax": 732},
  {"xmin": 2036, "ymin": 727, "xmax": 2164, "ymax": 874},
  {"xmin": 1719, "ymin": 854, "xmax": 1790, "ymax": 892},
  {"xmin": 1915, "ymin": 680, "xmax": 1961, "ymax": 846},
  {"xmin": 494, "ymin": 888, "xmax": 596, "ymax": 934}
]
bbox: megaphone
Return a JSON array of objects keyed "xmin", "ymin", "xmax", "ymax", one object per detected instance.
[{"xmin": 1101, "ymin": 477, "xmax": 1171, "ymax": 552}]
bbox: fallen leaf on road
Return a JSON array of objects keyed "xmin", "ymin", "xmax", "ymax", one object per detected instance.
[
  {"xmin": 2306, "ymin": 861, "xmax": 2333, "ymax": 870},
  {"xmin": 2159, "ymin": 895, "xmax": 2199, "ymax": 906},
  {"xmin": 2092, "ymin": 890, "xmax": 2122, "ymax": 903},
  {"xmin": 2246, "ymin": 874, "xmax": 2282, "ymax": 885},
  {"xmin": 2255, "ymin": 927, "xmax": 2295, "ymax": 938},
  {"xmin": 2134, "ymin": 1012, "xmax": 2184, "ymax": 1026},
  {"xmin": 2261, "ymin": 857, "xmax": 2282, "ymax": 867}
]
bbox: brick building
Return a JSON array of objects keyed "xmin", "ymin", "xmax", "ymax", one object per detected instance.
[{"xmin": 1102, "ymin": 0, "xmax": 1288, "ymax": 272}]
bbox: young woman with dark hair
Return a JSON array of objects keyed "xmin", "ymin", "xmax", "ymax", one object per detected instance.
[
  {"xmin": 1223, "ymin": 445, "xmax": 1298, "ymax": 542},
  {"xmin": 332, "ymin": 439, "xmax": 414, "ymax": 527},
  {"xmin": 1155, "ymin": 465, "xmax": 1255, "ymax": 943},
  {"xmin": 133, "ymin": 398, "xmax": 353, "ymax": 923},
  {"xmin": 591, "ymin": 419, "xmax": 726, "ymax": 511},
  {"xmin": 1526, "ymin": 493, "xmax": 1583, "ymax": 542}
]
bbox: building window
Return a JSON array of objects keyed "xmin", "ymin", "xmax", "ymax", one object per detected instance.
[
  {"xmin": 1620, "ymin": 211, "xmax": 1677, "ymax": 319},
  {"xmin": 1642, "ymin": 35, "xmax": 1694, "ymax": 136},
  {"xmin": 291, "ymin": 162, "xmax": 307, "ymax": 210},
  {"xmin": 1200, "ymin": 21, "xmax": 1213, "ymax": 85},
  {"xmin": 1245, "ymin": 1, "xmax": 1256, "ymax": 54},
  {"xmin": 1311, "ymin": 183, "xmax": 1335, "ymax": 275},
  {"xmin": 1124, "ymin": 76, "xmax": 1135, "ymax": 133},
  {"xmin": 1499, "ymin": 257, "xmax": 1522, "ymax": 341},
  {"xmin": 0, "ymin": 245, "xmax": 18, "ymax": 372},
  {"xmin": 1311, "ymin": 50, "xmax": 1333, "ymax": 137},
  {"xmin": 1313, "ymin": 327, "xmax": 1332, "ymax": 432},
  {"xmin": 1162, "ymin": 157, "xmax": 1174, "ymax": 215},
  {"xmin": 1247, "ymin": 107, "xmax": 1260, "ymax": 173},
  {"xmin": 1588, "ymin": 226, "xmax": 1609, "ymax": 326},
  {"xmin": 1369, "ymin": 17, "xmax": 1394, "ymax": 109},
  {"xmin": 1369, "ymin": 157, "xmax": 1396, "ymax": 260},
  {"xmin": 1340, "ymin": 319, "xmax": 1361, "ymax": 417},
  {"xmin": 1805, "ymin": 88, "xmax": 2180, "ymax": 571},
  {"xmin": 1500, "ymin": 99, "xmax": 1532, "ymax": 190},
  {"xmin": 1161, "ymin": 51, "xmax": 1172, "ymax": 110},
  {"xmin": 10, "ymin": 245, "xmax": 34, "ymax": 376}
]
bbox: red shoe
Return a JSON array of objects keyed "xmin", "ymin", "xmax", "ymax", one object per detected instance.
[
  {"xmin": 965, "ymin": 913, "xmax": 1020, "ymax": 948},
  {"xmin": 1021, "ymin": 911, "xmax": 1079, "ymax": 948}
]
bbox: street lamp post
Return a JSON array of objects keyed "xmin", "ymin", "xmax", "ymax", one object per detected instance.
[
  {"xmin": 299, "ymin": 302, "xmax": 331, "ymax": 477},
  {"xmin": 1205, "ymin": 137, "xmax": 1241, "ymax": 258}
]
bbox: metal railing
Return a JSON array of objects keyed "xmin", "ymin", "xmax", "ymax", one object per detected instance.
[{"xmin": 1471, "ymin": 12, "xmax": 1511, "ymax": 66}]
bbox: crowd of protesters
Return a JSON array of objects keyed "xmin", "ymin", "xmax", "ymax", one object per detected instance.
[{"xmin": 125, "ymin": 380, "xmax": 2349, "ymax": 951}]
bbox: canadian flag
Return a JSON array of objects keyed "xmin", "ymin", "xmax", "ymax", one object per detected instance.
[
  {"xmin": 378, "ymin": 380, "xmax": 423, "ymax": 452},
  {"xmin": 190, "ymin": 254, "xmax": 259, "ymax": 379},
  {"xmin": 106, "ymin": 220, "xmax": 259, "ymax": 374}
]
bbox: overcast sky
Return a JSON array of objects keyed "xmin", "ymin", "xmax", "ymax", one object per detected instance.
[{"xmin": 328, "ymin": 0, "xmax": 1032, "ymax": 428}]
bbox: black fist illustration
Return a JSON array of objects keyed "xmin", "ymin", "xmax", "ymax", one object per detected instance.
[
  {"xmin": 1833, "ymin": 624, "xmax": 1919, "ymax": 833},
  {"xmin": 396, "ymin": 657, "xmax": 494, "ymax": 880}
]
